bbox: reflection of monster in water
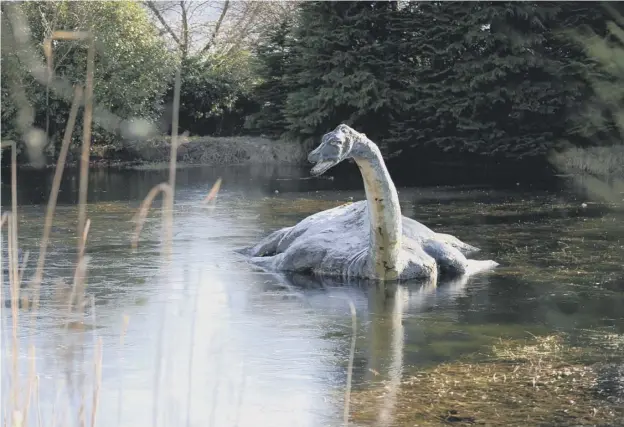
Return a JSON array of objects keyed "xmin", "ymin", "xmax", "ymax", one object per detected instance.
[
  {"xmin": 348, "ymin": 314, "xmax": 624, "ymax": 426},
  {"xmin": 241, "ymin": 125, "xmax": 498, "ymax": 281},
  {"xmin": 271, "ymin": 271, "xmax": 473, "ymax": 427},
  {"xmin": 268, "ymin": 221, "xmax": 624, "ymax": 427}
]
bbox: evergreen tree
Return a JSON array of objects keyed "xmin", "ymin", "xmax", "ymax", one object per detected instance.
[
  {"xmin": 390, "ymin": 2, "xmax": 621, "ymax": 158},
  {"xmin": 283, "ymin": 1, "xmax": 411, "ymax": 147},
  {"xmin": 391, "ymin": 2, "xmax": 566, "ymax": 157},
  {"xmin": 249, "ymin": 0, "xmax": 623, "ymax": 159},
  {"xmin": 245, "ymin": 18, "xmax": 294, "ymax": 138},
  {"xmin": 554, "ymin": 2, "xmax": 624, "ymax": 148},
  {"xmin": 173, "ymin": 54, "xmax": 257, "ymax": 137}
]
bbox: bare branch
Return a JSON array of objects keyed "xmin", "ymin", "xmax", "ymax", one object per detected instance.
[
  {"xmin": 143, "ymin": 0, "xmax": 296, "ymax": 56},
  {"xmin": 200, "ymin": 0, "xmax": 229, "ymax": 54},
  {"xmin": 221, "ymin": 2, "xmax": 262, "ymax": 56},
  {"xmin": 187, "ymin": 1, "xmax": 212, "ymax": 22},
  {"xmin": 214, "ymin": 1, "xmax": 298, "ymax": 56},
  {"xmin": 180, "ymin": 1, "xmax": 189, "ymax": 59},
  {"xmin": 144, "ymin": 0, "xmax": 181, "ymax": 47}
]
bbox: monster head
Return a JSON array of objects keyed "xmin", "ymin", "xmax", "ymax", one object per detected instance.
[{"xmin": 307, "ymin": 124, "xmax": 360, "ymax": 176}]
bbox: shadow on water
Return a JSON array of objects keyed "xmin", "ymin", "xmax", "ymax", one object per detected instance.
[
  {"xmin": 0, "ymin": 155, "xmax": 564, "ymax": 207},
  {"xmin": 1, "ymin": 164, "xmax": 310, "ymax": 206}
]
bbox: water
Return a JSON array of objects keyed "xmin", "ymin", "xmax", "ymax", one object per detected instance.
[{"xmin": 2, "ymin": 163, "xmax": 624, "ymax": 426}]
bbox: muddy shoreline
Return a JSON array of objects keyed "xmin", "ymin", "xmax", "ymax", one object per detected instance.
[{"xmin": 5, "ymin": 135, "xmax": 308, "ymax": 170}]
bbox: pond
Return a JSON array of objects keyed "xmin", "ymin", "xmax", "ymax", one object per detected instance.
[{"xmin": 2, "ymin": 162, "xmax": 623, "ymax": 426}]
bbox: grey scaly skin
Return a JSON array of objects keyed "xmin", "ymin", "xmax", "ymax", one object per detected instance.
[{"xmin": 238, "ymin": 124, "xmax": 499, "ymax": 281}]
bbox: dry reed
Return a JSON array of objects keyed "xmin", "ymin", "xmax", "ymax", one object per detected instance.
[
  {"xmin": 202, "ymin": 177, "xmax": 222, "ymax": 206},
  {"xmin": 30, "ymin": 85, "xmax": 83, "ymax": 314},
  {"xmin": 116, "ymin": 315, "xmax": 130, "ymax": 427},
  {"xmin": 344, "ymin": 300, "xmax": 357, "ymax": 427},
  {"xmin": 1, "ymin": 8, "xmax": 143, "ymax": 426},
  {"xmin": 130, "ymin": 183, "xmax": 174, "ymax": 252},
  {"xmin": 0, "ymin": 6, "xmax": 362, "ymax": 427}
]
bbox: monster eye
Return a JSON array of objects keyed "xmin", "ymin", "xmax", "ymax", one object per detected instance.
[{"xmin": 329, "ymin": 137, "xmax": 345, "ymax": 148}]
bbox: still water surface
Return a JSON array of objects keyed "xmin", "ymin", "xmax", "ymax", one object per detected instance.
[{"xmin": 2, "ymin": 163, "xmax": 624, "ymax": 426}]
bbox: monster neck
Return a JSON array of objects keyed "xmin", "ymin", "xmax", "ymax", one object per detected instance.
[{"xmin": 352, "ymin": 137, "xmax": 402, "ymax": 280}]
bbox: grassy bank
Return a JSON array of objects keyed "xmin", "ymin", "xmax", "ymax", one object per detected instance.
[
  {"xmin": 551, "ymin": 145, "xmax": 624, "ymax": 179},
  {"xmin": 13, "ymin": 134, "xmax": 307, "ymax": 170},
  {"xmin": 550, "ymin": 145, "xmax": 624, "ymax": 204}
]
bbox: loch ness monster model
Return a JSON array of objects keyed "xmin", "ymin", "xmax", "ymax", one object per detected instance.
[{"xmin": 238, "ymin": 124, "xmax": 499, "ymax": 282}]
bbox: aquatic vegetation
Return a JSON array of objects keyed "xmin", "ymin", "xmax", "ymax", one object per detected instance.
[
  {"xmin": 493, "ymin": 211, "xmax": 624, "ymax": 286},
  {"xmin": 419, "ymin": 191, "xmax": 624, "ymax": 288},
  {"xmin": 349, "ymin": 334, "xmax": 624, "ymax": 426}
]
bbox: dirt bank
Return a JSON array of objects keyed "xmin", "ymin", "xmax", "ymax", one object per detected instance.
[
  {"xmin": 10, "ymin": 135, "xmax": 307, "ymax": 169},
  {"xmin": 550, "ymin": 145, "xmax": 624, "ymax": 179},
  {"xmin": 550, "ymin": 146, "xmax": 624, "ymax": 204},
  {"xmin": 125, "ymin": 135, "xmax": 305, "ymax": 166}
]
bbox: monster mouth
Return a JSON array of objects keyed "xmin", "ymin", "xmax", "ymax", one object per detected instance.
[{"xmin": 310, "ymin": 160, "xmax": 337, "ymax": 176}]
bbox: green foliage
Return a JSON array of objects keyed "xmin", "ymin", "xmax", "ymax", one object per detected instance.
[
  {"xmin": 282, "ymin": 1, "xmax": 412, "ymax": 147},
  {"xmin": 4, "ymin": 0, "xmax": 624, "ymax": 162},
  {"xmin": 566, "ymin": 3, "xmax": 624, "ymax": 147},
  {"xmin": 404, "ymin": 2, "xmax": 623, "ymax": 157},
  {"xmin": 258, "ymin": 1, "xmax": 624, "ymax": 158},
  {"xmin": 172, "ymin": 52, "xmax": 258, "ymax": 136},
  {"xmin": 245, "ymin": 18, "xmax": 294, "ymax": 138},
  {"xmin": 391, "ymin": 2, "xmax": 575, "ymax": 157},
  {"xmin": 1, "ymin": 0, "xmax": 175, "ymax": 156}
]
